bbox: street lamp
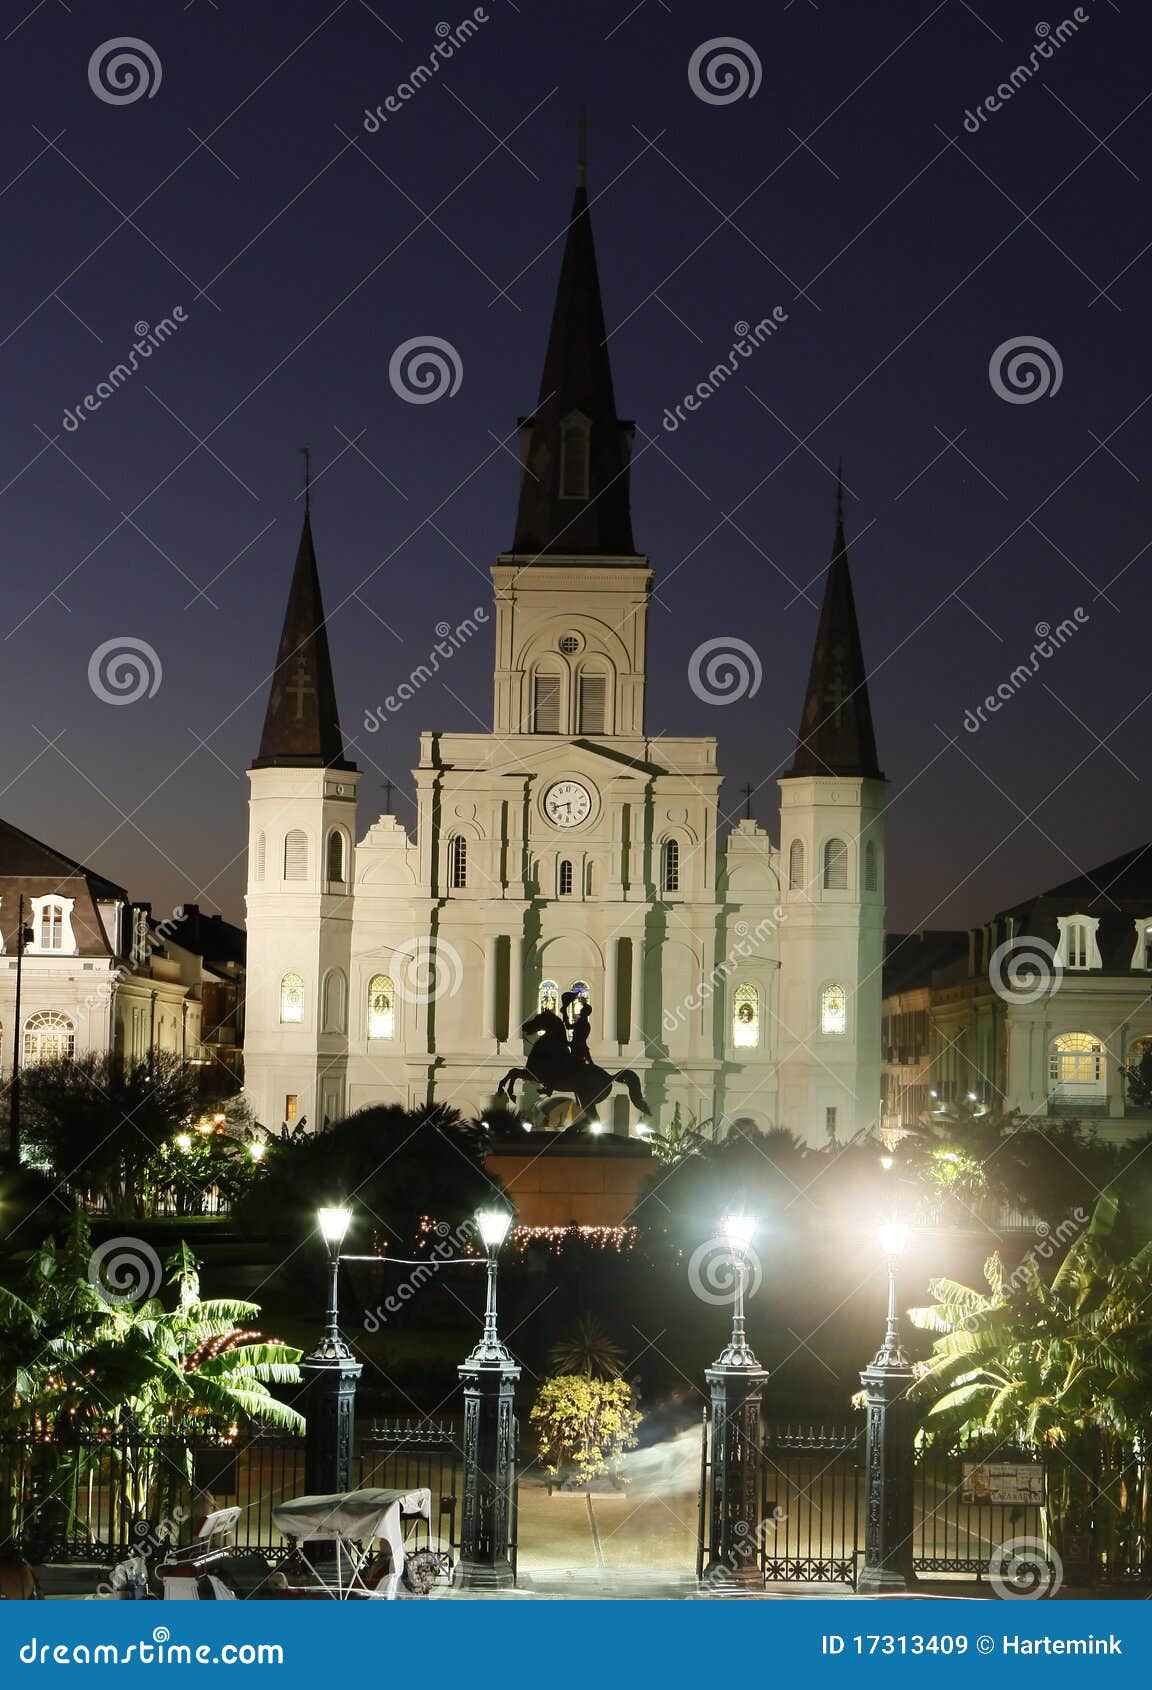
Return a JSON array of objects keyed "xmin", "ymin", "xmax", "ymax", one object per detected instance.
[
  {"xmin": 857, "ymin": 1221, "xmax": 917, "ymax": 1595},
  {"xmin": 301, "ymin": 1205, "xmax": 361, "ymax": 1496},
  {"xmin": 700, "ymin": 1213, "xmax": 767, "ymax": 1594},
  {"xmin": 456, "ymin": 1205, "xmax": 519, "ymax": 1591}
]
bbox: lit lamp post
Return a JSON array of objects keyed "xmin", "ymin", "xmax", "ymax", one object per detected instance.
[
  {"xmin": 302, "ymin": 1205, "xmax": 362, "ymax": 1496},
  {"xmin": 701, "ymin": 1214, "xmax": 767, "ymax": 1595},
  {"xmin": 456, "ymin": 1207, "xmax": 519, "ymax": 1591},
  {"xmin": 858, "ymin": 1221, "xmax": 917, "ymax": 1595}
]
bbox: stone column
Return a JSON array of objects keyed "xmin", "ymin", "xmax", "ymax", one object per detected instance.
[
  {"xmin": 628, "ymin": 934, "xmax": 645, "ymax": 1052},
  {"xmin": 483, "ymin": 933, "xmax": 500, "ymax": 1047},
  {"xmin": 602, "ymin": 937, "xmax": 620, "ymax": 1053}
]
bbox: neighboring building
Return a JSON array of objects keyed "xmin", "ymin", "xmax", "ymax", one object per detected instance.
[
  {"xmin": 881, "ymin": 848, "xmax": 1152, "ymax": 1136},
  {"xmin": 0, "ymin": 817, "xmax": 245, "ymax": 1094},
  {"xmin": 881, "ymin": 931, "xmax": 965, "ymax": 1131},
  {"xmin": 243, "ymin": 166, "xmax": 889, "ymax": 1144}
]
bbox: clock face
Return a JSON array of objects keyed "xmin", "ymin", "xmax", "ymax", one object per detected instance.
[{"xmin": 543, "ymin": 779, "xmax": 593, "ymax": 829}]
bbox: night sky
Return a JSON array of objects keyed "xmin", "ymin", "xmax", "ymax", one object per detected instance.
[{"xmin": 2, "ymin": 0, "xmax": 1149, "ymax": 934}]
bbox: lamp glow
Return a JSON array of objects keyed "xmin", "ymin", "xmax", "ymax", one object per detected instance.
[
  {"xmin": 248, "ymin": 1142, "xmax": 266, "ymax": 1163},
  {"xmin": 175, "ymin": 1133, "xmax": 192, "ymax": 1152},
  {"xmin": 877, "ymin": 1222, "xmax": 909, "ymax": 1258},
  {"xmin": 720, "ymin": 1213, "xmax": 757, "ymax": 1252},
  {"xmin": 879, "ymin": 1154, "xmax": 894, "ymax": 1172},
  {"xmin": 318, "ymin": 1206, "xmax": 352, "ymax": 1247},
  {"xmin": 476, "ymin": 1208, "xmax": 513, "ymax": 1250}
]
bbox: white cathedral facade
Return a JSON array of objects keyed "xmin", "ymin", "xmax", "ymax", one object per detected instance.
[{"xmin": 242, "ymin": 170, "xmax": 887, "ymax": 1146}]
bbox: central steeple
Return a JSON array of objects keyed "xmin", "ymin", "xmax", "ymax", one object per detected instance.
[{"xmin": 511, "ymin": 161, "xmax": 638, "ymax": 558}]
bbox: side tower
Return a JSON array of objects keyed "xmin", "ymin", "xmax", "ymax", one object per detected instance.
[
  {"xmin": 244, "ymin": 509, "xmax": 359, "ymax": 1132},
  {"xmin": 776, "ymin": 487, "xmax": 886, "ymax": 1143}
]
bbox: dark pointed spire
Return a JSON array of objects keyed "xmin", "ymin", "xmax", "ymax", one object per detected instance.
[
  {"xmin": 512, "ymin": 159, "xmax": 637, "ymax": 557},
  {"xmin": 787, "ymin": 478, "xmax": 883, "ymax": 781},
  {"xmin": 252, "ymin": 509, "xmax": 353, "ymax": 770}
]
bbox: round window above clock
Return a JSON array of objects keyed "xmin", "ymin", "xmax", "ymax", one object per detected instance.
[{"xmin": 542, "ymin": 779, "xmax": 593, "ymax": 829}]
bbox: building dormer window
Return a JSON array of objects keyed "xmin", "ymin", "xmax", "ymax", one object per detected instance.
[
  {"xmin": 29, "ymin": 896, "xmax": 76, "ymax": 955},
  {"xmin": 1057, "ymin": 914, "xmax": 1100, "ymax": 970},
  {"xmin": 1131, "ymin": 921, "xmax": 1152, "ymax": 970},
  {"xmin": 560, "ymin": 413, "xmax": 591, "ymax": 499}
]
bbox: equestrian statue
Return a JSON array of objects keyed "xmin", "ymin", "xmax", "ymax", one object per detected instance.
[{"xmin": 497, "ymin": 992, "xmax": 650, "ymax": 1130}]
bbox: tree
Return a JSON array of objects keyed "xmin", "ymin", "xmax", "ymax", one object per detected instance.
[
  {"xmin": 20, "ymin": 1052, "xmax": 219, "ymax": 1213},
  {"xmin": 908, "ymin": 1193, "xmax": 1152, "ymax": 1567},
  {"xmin": 232, "ymin": 1102, "xmax": 498, "ymax": 1258},
  {"xmin": 530, "ymin": 1375, "xmax": 641, "ymax": 1485},
  {"xmin": 547, "ymin": 1314, "xmax": 625, "ymax": 1379}
]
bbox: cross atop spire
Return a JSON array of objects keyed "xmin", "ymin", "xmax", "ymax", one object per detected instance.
[
  {"xmin": 787, "ymin": 478, "xmax": 883, "ymax": 782},
  {"xmin": 299, "ymin": 443, "xmax": 312, "ymax": 512},
  {"xmin": 568, "ymin": 104, "xmax": 595, "ymax": 184},
  {"xmin": 252, "ymin": 506, "xmax": 353, "ymax": 771}
]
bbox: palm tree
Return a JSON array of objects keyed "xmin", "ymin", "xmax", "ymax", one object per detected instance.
[
  {"xmin": 548, "ymin": 1315, "xmax": 625, "ymax": 1380},
  {"xmin": 908, "ymin": 1194, "xmax": 1152, "ymax": 1571}
]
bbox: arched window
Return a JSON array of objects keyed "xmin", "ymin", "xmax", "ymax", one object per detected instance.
[
  {"xmin": 1049, "ymin": 1032, "xmax": 1105, "ymax": 1101},
  {"xmin": 322, "ymin": 969, "xmax": 347, "ymax": 1033},
  {"xmin": 823, "ymin": 838, "xmax": 848, "ymax": 890},
  {"xmin": 326, "ymin": 829, "xmax": 346, "ymax": 885},
  {"xmin": 23, "ymin": 1011, "xmax": 75, "ymax": 1065},
  {"xmin": 662, "ymin": 839, "xmax": 680, "ymax": 893},
  {"xmin": 788, "ymin": 839, "xmax": 805, "ymax": 891},
  {"xmin": 254, "ymin": 832, "xmax": 266, "ymax": 882},
  {"xmin": 864, "ymin": 840, "xmax": 877, "ymax": 893},
  {"xmin": 37, "ymin": 902, "xmax": 65, "ymax": 950},
  {"xmin": 560, "ymin": 414, "xmax": 590, "ymax": 499},
  {"xmin": 568, "ymin": 981, "xmax": 590, "ymax": 1003},
  {"xmin": 820, "ymin": 983, "xmax": 847, "ymax": 1035},
  {"xmin": 533, "ymin": 670, "xmax": 561, "ymax": 732},
  {"xmin": 538, "ymin": 979, "xmax": 559, "ymax": 1014},
  {"xmin": 733, "ymin": 983, "xmax": 760, "ymax": 1049},
  {"xmin": 367, "ymin": 974, "xmax": 396, "ymax": 1040},
  {"xmin": 284, "ymin": 830, "xmax": 308, "ymax": 881},
  {"xmin": 449, "ymin": 835, "xmax": 468, "ymax": 889},
  {"xmin": 279, "ymin": 971, "xmax": 305, "ymax": 1025},
  {"xmin": 578, "ymin": 670, "xmax": 607, "ymax": 734},
  {"xmin": 558, "ymin": 859, "xmax": 574, "ymax": 896}
]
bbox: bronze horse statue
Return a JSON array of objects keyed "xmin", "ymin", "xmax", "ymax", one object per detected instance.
[{"xmin": 498, "ymin": 1003, "xmax": 650, "ymax": 1129}]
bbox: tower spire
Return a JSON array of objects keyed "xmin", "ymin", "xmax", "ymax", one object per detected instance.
[
  {"xmin": 252, "ymin": 505, "xmax": 353, "ymax": 770},
  {"xmin": 788, "ymin": 476, "xmax": 883, "ymax": 780},
  {"xmin": 511, "ymin": 153, "xmax": 637, "ymax": 558}
]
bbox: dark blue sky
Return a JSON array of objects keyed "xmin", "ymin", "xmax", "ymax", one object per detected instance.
[{"xmin": 1, "ymin": 0, "xmax": 1149, "ymax": 931}]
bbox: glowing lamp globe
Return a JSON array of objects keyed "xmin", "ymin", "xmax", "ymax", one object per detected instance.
[
  {"xmin": 318, "ymin": 1206, "xmax": 352, "ymax": 1247},
  {"xmin": 720, "ymin": 1213, "xmax": 757, "ymax": 1252},
  {"xmin": 877, "ymin": 1222, "xmax": 910, "ymax": 1258},
  {"xmin": 476, "ymin": 1209, "xmax": 513, "ymax": 1250}
]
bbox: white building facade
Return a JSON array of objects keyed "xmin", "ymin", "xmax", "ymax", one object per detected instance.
[{"xmin": 243, "ymin": 173, "xmax": 888, "ymax": 1144}]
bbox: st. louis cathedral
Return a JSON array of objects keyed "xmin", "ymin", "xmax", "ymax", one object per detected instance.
[{"xmin": 242, "ymin": 167, "xmax": 887, "ymax": 1145}]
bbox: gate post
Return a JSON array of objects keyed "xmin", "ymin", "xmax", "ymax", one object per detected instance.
[
  {"xmin": 700, "ymin": 1220, "xmax": 767, "ymax": 1594},
  {"xmin": 302, "ymin": 1215, "xmax": 361, "ymax": 1495},
  {"xmin": 456, "ymin": 1213, "xmax": 519, "ymax": 1590},
  {"xmin": 857, "ymin": 1229, "xmax": 916, "ymax": 1595}
]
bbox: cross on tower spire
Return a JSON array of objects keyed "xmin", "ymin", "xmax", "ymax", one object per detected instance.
[
  {"xmin": 299, "ymin": 443, "xmax": 312, "ymax": 512},
  {"xmin": 567, "ymin": 104, "xmax": 595, "ymax": 183}
]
